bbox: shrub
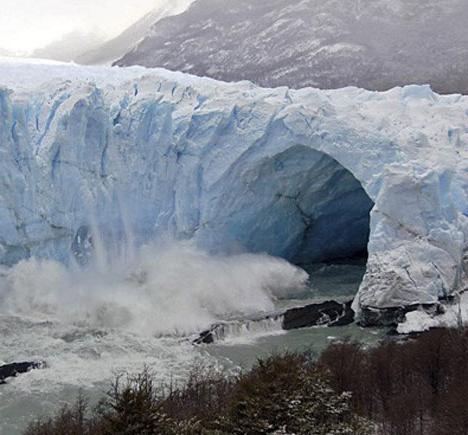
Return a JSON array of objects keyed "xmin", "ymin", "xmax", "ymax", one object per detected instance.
[
  {"xmin": 161, "ymin": 363, "xmax": 236, "ymax": 424},
  {"xmin": 27, "ymin": 328, "xmax": 468, "ymax": 435},
  {"xmin": 212, "ymin": 353, "xmax": 373, "ymax": 435},
  {"xmin": 24, "ymin": 355, "xmax": 371, "ymax": 435},
  {"xmin": 24, "ymin": 393, "xmax": 99, "ymax": 435},
  {"xmin": 96, "ymin": 368, "xmax": 176, "ymax": 435},
  {"xmin": 318, "ymin": 328, "xmax": 468, "ymax": 435}
]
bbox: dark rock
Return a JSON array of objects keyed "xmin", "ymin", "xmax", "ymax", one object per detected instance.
[
  {"xmin": 331, "ymin": 301, "xmax": 355, "ymax": 327},
  {"xmin": 282, "ymin": 300, "xmax": 354, "ymax": 330},
  {"xmin": 0, "ymin": 361, "xmax": 44, "ymax": 384},
  {"xmin": 193, "ymin": 314, "xmax": 283, "ymax": 345},
  {"xmin": 193, "ymin": 300, "xmax": 355, "ymax": 345},
  {"xmin": 194, "ymin": 328, "xmax": 216, "ymax": 345},
  {"xmin": 358, "ymin": 303, "xmax": 437, "ymax": 327}
]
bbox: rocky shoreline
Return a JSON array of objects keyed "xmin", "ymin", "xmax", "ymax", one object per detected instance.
[{"xmin": 194, "ymin": 292, "xmax": 468, "ymax": 345}]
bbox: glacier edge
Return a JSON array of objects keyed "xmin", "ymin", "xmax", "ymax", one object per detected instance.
[{"xmin": 0, "ymin": 59, "xmax": 467, "ymax": 316}]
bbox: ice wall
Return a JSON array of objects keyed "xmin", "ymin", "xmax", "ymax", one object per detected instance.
[{"xmin": 0, "ymin": 59, "xmax": 466, "ymax": 314}]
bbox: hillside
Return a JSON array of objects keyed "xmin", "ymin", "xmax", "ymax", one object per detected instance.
[{"xmin": 116, "ymin": 0, "xmax": 468, "ymax": 94}]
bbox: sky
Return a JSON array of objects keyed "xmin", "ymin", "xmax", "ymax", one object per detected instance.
[{"xmin": 0, "ymin": 0, "xmax": 166, "ymax": 54}]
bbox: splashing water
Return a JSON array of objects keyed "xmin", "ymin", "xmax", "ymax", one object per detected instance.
[
  {"xmin": 0, "ymin": 240, "xmax": 308, "ymax": 336},
  {"xmin": 0, "ymin": 239, "xmax": 308, "ymax": 434}
]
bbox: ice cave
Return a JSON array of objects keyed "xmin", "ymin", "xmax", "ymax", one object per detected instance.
[{"xmin": 195, "ymin": 145, "xmax": 374, "ymax": 265}]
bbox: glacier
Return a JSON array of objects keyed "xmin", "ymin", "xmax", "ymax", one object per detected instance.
[{"xmin": 0, "ymin": 58, "xmax": 467, "ymax": 320}]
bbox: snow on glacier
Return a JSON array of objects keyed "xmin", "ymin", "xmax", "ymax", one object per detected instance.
[{"xmin": 0, "ymin": 58, "xmax": 467, "ymax": 316}]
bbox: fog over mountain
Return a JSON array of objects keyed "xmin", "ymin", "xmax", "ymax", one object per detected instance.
[
  {"xmin": 31, "ymin": 31, "xmax": 107, "ymax": 62},
  {"xmin": 29, "ymin": 0, "xmax": 193, "ymax": 64},
  {"xmin": 0, "ymin": 0, "xmax": 194, "ymax": 63},
  {"xmin": 78, "ymin": 0, "xmax": 194, "ymax": 65},
  {"xmin": 116, "ymin": 0, "xmax": 468, "ymax": 94},
  {"xmin": 0, "ymin": 48, "xmax": 13, "ymax": 57}
]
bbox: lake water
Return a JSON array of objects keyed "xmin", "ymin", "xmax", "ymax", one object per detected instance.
[{"xmin": 0, "ymin": 254, "xmax": 382, "ymax": 434}]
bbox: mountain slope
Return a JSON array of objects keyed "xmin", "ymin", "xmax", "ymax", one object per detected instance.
[
  {"xmin": 78, "ymin": 0, "xmax": 195, "ymax": 65},
  {"xmin": 115, "ymin": 0, "xmax": 468, "ymax": 94}
]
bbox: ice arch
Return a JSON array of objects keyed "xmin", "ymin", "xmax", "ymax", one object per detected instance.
[
  {"xmin": 0, "ymin": 59, "xmax": 466, "ymax": 319},
  {"xmin": 196, "ymin": 145, "xmax": 373, "ymax": 265}
]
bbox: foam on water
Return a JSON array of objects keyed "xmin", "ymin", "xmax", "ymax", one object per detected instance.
[
  {"xmin": 198, "ymin": 316, "xmax": 286, "ymax": 346},
  {"xmin": 0, "ymin": 315, "xmax": 213, "ymax": 433},
  {"xmin": 0, "ymin": 241, "xmax": 307, "ymax": 433}
]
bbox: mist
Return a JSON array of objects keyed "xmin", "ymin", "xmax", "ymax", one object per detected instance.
[{"xmin": 0, "ymin": 0, "xmax": 195, "ymax": 59}]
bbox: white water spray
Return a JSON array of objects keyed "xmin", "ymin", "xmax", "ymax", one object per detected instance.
[{"xmin": 0, "ymin": 240, "xmax": 308, "ymax": 337}]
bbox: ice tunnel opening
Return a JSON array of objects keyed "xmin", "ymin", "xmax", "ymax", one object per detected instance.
[{"xmin": 205, "ymin": 145, "xmax": 374, "ymax": 294}]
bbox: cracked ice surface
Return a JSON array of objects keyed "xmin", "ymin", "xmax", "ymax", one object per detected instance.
[{"xmin": 0, "ymin": 58, "xmax": 467, "ymax": 313}]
